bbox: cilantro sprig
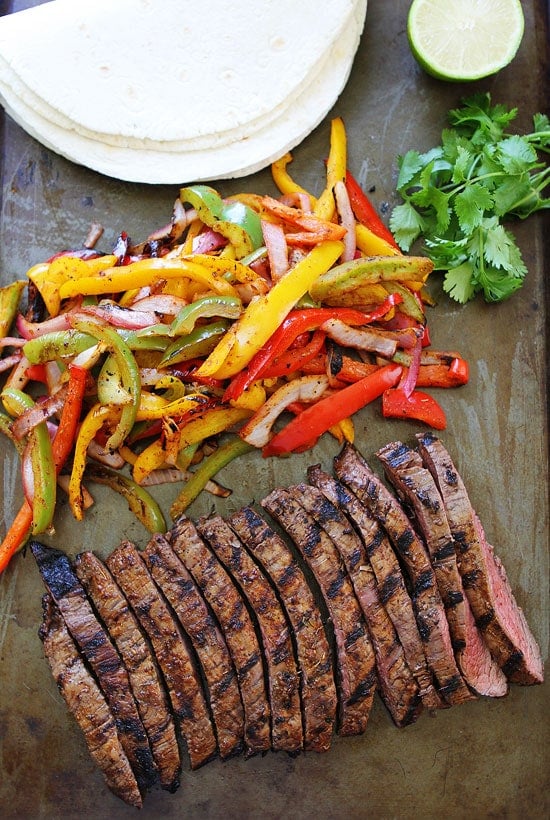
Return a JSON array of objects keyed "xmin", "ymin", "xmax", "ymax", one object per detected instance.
[{"xmin": 390, "ymin": 93, "xmax": 550, "ymax": 303}]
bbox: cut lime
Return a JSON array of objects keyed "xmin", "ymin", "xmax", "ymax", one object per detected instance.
[{"xmin": 407, "ymin": 0, "xmax": 525, "ymax": 82}]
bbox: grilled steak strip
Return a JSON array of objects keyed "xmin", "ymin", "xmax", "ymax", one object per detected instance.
[
  {"xmin": 306, "ymin": 467, "xmax": 423, "ymax": 727},
  {"xmin": 170, "ymin": 515, "xmax": 271, "ymax": 756},
  {"xmin": 377, "ymin": 441, "xmax": 508, "ymax": 698},
  {"xmin": 106, "ymin": 540, "xmax": 218, "ymax": 769},
  {"xmin": 30, "ymin": 541, "xmax": 157, "ymax": 793},
  {"xmin": 229, "ymin": 506, "xmax": 337, "ymax": 753},
  {"xmin": 326, "ymin": 464, "xmax": 442, "ymax": 711},
  {"xmin": 416, "ymin": 432, "xmax": 544, "ymax": 685},
  {"xmin": 262, "ymin": 488, "xmax": 377, "ymax": 737},
  {"xmin": 197, "ymin": 514, "xmax": 303, "ymax": 753},
  {"xmin": 142, "ymin": 533, "xmax": 245, "ymax": 760},
  {"xmin": 39, "ymin": 594, "xmax": 143, "ymax": 809},
  {"xmin": 74, "ymin": 550, "xmax": 182, "ymax": 791}
]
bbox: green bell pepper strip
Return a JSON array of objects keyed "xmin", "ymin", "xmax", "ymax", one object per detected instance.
[
  {"xmin": 97, "ymin": 354, "xmax": 132, "ymax": 406},
  {"xmin": 170, "ymin": 295, "xmax": 242, "ymax": 336},
  {"xmin": 180, "ymin": 185, "xmax": 263, "ymax": 259},
  {"xmin": 23, "ymin": 330, "xmax": 97, "ymax": 363},
  {"xmin": 0, "ymin": 281, "xmax": 26, "ymax": 337},
  {"xmin": 0, "ymin": 409, "xmax": 25, "ymax": 453},
  {"xmin": 70, "ymin": 318, "xmax": 141, "ymax": 451},
  {"xmin": 84, "ymin": 463, "xmax": 166, "ymax": 534},
  {"xmin": 159, "ymin": 320, "xmax": 230, "ymax": 367},
  {"xmin": 120, "ymin": 329, "xmax": 170, "ymax": 352},
  {"xmin": 1, "ymin": 387, "xmax": 56, "ymax": 534},
  {"xmin": 170, "ymin": 436, "xmax": 254, "ymax": 517}
]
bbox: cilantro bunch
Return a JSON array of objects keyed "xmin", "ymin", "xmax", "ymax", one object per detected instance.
[{"xmin": 390, "ymin": 93, "xmax": 550, "ymax": 303}]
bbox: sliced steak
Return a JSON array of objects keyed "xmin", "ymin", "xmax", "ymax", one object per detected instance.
[
  {"xmin": 333, "ymin": 445, "xmax": 473, "ymax": 706},
  {"xmin": 39, "ymin": 593, "xmax": 142, "ymax": 809},
  {"xmin": 170, "ymin": 515, "xmax": 271, "ymax": 756},
  {"xmin": 377, "ymin": 441, "xmax": 508, "ymax": 698},
  {"xmin": 306, "ymin": 466, "xmax": 423, "ymax": 726},
  {"xmin": 327, "ymin": 463, "xmax": 442, "ymax": 711},
  {"xmin": 229, "ymin": 506, "xmax": 337, "ymax": 753},
  {"xmin": 197, "ymin": 515, "xmax": 303, "ymax": 753},
  {"xmin": 74, "ymin": 550, "xmax": 182, "ymax": 791},
  {"xmin": 142, "ymin": 533, "xmax": 245, "ymax": 760},
  {"xmin": 31, "ymin": 541, "xmax": 157, "ymax": 793},
  {"xmin": 106, "ymin": 540, "xmax": 218, "ymax": 768},
  {"xmin": 262, "ymin": 487, "xmax": 377, "ymax": 737},
  {"xmin": 416, "ymin": 431, "xmax": 544, "ymax": 685}
]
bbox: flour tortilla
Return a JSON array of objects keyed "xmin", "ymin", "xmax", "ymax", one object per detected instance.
[
  {"xmin": 0, "ymin": 0, "xmax": 363, "ymax": 146},
  {"xmin": 0, "ymin": 1, "xmax": 367, "ymax": 183}
]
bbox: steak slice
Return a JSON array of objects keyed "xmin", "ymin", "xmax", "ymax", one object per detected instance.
[
  {"xmin": 333, "ymin": 444, "xmax": 473, "ymax": 707},
  {"xmin": 31, "ymin": 541, "xmax": 157, "ymax": 794},
  {"xmin": 106, "ymin": 540, "xmax": 218, "ymax": 769},
  {"xmin": 377, "ymin": 441, "xmax": 508, "ymax": 698},
  {"xmin": 229, "ymin": 506, "xmax": 337, "ymax": 753},
  {"xmin": 74, "ymin": 550, "xmax": 182, "ymax": 791},
  {"xmin": 416, "ymin": 432, "xmax": 544, "ymax": 685},
  {"xmin": 262, "ymin": 487, "xmax": 377, "ymax": 737},
  {"xmin": 306, "ymin": 466, "xmax": 423, "ymax": 727},
  {"xmin": 142, "ymin": 533, "xmax": 245, "ymax": 760},
  {"xmin": 170, "ymin": 515, "xmax": 271, "ymax": 756},
  {"xmin": 197, "ymin": 515, "xmax": 303, "ymax": 753},
  {"xmin": 328, "ymin": 463, "xmax": 442, "ymax": 711},
  {"xmin": 39, "ymin": 594, "xmax": 143, "ymax": 809}
]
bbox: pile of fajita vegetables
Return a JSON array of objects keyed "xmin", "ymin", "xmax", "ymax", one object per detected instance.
[{"xmin": 0, "ymin": 118, "xmax": 469, "ymax": 573}]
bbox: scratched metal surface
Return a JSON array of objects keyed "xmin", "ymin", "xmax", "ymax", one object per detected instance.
[{"xmin": 0, "ymin": 1, "xmax": 548, "ymax": 818}]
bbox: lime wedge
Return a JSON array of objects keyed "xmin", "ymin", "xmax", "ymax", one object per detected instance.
[{"xmin": 407, "ymin": 0, "xmax": 525, "ymax": 81}]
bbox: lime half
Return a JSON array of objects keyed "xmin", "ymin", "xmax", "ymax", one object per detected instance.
[{"xmin": 407, "ymin": 0, "xmax": 525, "ymax": 81}]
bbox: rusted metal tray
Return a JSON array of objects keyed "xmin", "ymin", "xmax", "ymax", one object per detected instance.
[{"xmin": 0, "ymin": 1, "xmax": 548, "ymax": 817}]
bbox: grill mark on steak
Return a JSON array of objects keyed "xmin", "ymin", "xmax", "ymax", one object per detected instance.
[
  {"xmin": 30, "ymin": 541, "xmax": 157, "ymax": 793},
  {"xmin": 39, "ymin": 594, "xmax": 143, "ymax": 809},
  {"xmin": 416, "ymin": 432, "xmax": 544, "ymax": 686},
  {"xmin": 332, "ymin": 445, "xmax": 472, "ymax": 706},
  {"xmin": 377, "ymin": 441, "xmax": 508, "ymax": 699},
  {"xmin": 197, "ymin": 515, "xmax": 303, "ymax": 753},
  {"xmin": 262, "ymin": 488, "xmax": 377, "ymax": 736},
  {"xmin": 142, "ymin": 533, "xmax": 244, "ymax": 760},
  {"xmin": 170, "ymin": 515, "xmax": 271, "ymax": 756},
  {"xmin": 74, "ymin": 551, "xmax": 182, "ymax": 791},
  {"xmin": 229, "ymin": 506, "xmax": 337, "ymax": 753},
  {"xmin": 328, "ymin": 461, "xmax": 442, "ymax": 711},
  {"xmin": 306, "ymin": 466, "xmax": 423, "ymax": 727},
  {"xmin": 105, "ymin": 541, "xmax": 218, "ymax": 768}
]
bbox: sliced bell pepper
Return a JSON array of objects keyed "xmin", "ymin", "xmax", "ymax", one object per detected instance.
[
  {"xmin": 382, "ymin": 387, "xmax": 447, "ymax": 429},
  {"xmin": 345, "ymin": 171, "xmax": 401, "ymax": 250},
  {"xmin": 159, "ymin": 320, "xmax": 230, "ymax": 367},
  {"xmin": 263, "ymin": 363, "xmax": 403, "ymax": 457},
  {"xmin": 355, "ymin": 223, "xmax": 401, "ymax": 257},
  {"xmin": 51, "ymin": 363, "xmax": 88, "ymax": 472},
  {"xmin": 0, "ymin": 501, "xmax": 33, "ymax": 574},
  {"xmin": 260, "ymin": 329, "xmax": 326, "ymax": 379},
  {"xmin": 135, "ymin": 391, "xmax": 212, "ymax": 422},
  {"xmin": 85, "ymin": 463, "xmax": 166, "ymax": 534},
  {"xmin": 176, "ymin": 406, "xmax": 252, "ymax": 450},
  {"xmin": 170, "ymin": 295, "xmax": 242, "ymax": 336},
  {"xmin": 28, "ymin": 255, "xmax": 118, "ymax": 316},
  {"xmin": 271, "ymin": 152, "xmax": 314, "ymax": 201},
  {"xmin": 0, "ymin": 280, "xmax": 26, "ymax": 336},
  {"xmin": 314, "ymin": 116, "xmax": 347, "ymax": 222},
  {"xmin": 179, "ymin": 185, "xmax": 263, "ymax": 258},
  {"xmin": 23, "ymin": 330, "xmax": 97, "ymax": 363}
]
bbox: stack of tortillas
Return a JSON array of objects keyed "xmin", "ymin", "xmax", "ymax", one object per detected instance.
[{"xmin": 0, "ymin": 0, "xmax": 367, "ymax": 184}]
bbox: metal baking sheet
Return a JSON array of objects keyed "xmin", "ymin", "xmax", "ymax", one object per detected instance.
[{"xmin": 0, "ymin": 1, "xmax": 548, "ymax": 817}]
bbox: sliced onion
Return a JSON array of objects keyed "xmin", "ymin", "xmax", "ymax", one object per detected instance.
[
  {"xmin": 4, "ymin": 355, "xmax": 32, "ymax": 390},
  {"xmin": 262, "ymin": 219, "xmax": 289, "ymax": 281},
  {"xmin": 11, "ymin": 386, "xmax": 68, "ymax": 441},
  {"xmin": 87, "ymin": 438, "xmax": 125, "ymax": 469},
  {"xmin": 0, "ymin": 337, "xmax": 25, "ymax": 348},
  {"xmin": 322, "ymin": 319, "xmax": 398, "ymax": 358},
  {"xmin": 57, "ymin": 474, "xmax": 94, "ymax": 509},
  {"xmin": 399, "ymin": 328, "xmax": 424, "ymax": 398},
  {"xmin": 140, "ymin": 466, "xmax": 231, "ymax": 497},
  {"xmin": 0, "ymin": 353, "xmax": 23, "ymax": 374},
  {"xmin": 130, "ymin": 294, "xmax": 188, "ymax": 316},
  {"xmin": 280, "ymin": 192, "xmax": 313, "ymax": 213},
  {"xmin": 78, "ymin": 301, "xmax": 159, "ymax": 329},
  {"xmin": 16, "ymin": 312, "xmax": 71, "ymax": 339},
  {"xmin": 21, "ymin": 440, "xmax": 35, "ymax": 505},
  {"xmin": 334, "ymin": 180, "xmax": 356, "ymax": 263},
  {"xmin": 83, "ymin": 222, "xmax": 104, "ymax": 249},
  {"xmin": 192, "ymin": 228, "xmax": 227, "ymax": 255}
]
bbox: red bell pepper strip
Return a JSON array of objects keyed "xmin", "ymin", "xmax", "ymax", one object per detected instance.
[
  {"xmin": 261, "ymin": 329, "xmax": 326, "ymax": 379},
  {"xmin": 263, "ymin": 363, "xmax": 402, "ymax": 457},
  {"xmin": 382, "ymin": 387, "xmax": 447, "ymax": 429},
  {"xmin": 415, "ymin": 356, "xmax": 469, "ymax": 388},
  {"xmin": 345, "ymin": 171, "xmax": 400, "ymax": 250},
  {"xmin": 51, "ymin": 363, "xmax": 88, "ymax": 471}
]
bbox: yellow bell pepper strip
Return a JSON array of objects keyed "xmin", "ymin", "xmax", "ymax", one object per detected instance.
[
  {"xmin": 355, "ymin": 223, "xmax": 402, "ymax": 257},
  {"xmin": 180, "ymin": 253, "xmax": 265, "ymax": 287},
  {"xmin": 70, "ymin": 318, "xmax": 140, "ymax": 451},
  {"xmin": 271, "ymin": 152, "xmax": 315, "ymax": 201},
  {"xmin": 176, "ymin": 405, "xmax": 253, "ymax": 450},
  {"xmin": 179, "ymin": 185, "xmax": 263, "ymax": 258},
  {"xmin": 263, "ymin": 363, "xmax": 403, "ymax": 457},
  {"xmin": 23, "ymin": 330, "xmax": 97, "ymax": 363},
  {"xmin": 28, "ymin": 255, "xmax": 118, "ymax": 316},
  {"xmin": 84, "ymin": 463, "xmax": 166, "ymax": 534},
  {"xmin": 135, "ymin": 391, "xmax": 212, "ymax": 422},
  {"xmin": 170, "ymin": 295, "xmax": 242, "ymax": 336},
  {"xmin": 132, "ymin": 438, "xmax": 171, "ymax": 485},
  {"xmin": 197, "ymin": 240, "xmax": 343, "ymax": 379},
  {"xmin": 159, "ymin": 320, "xmax": 230, "ymax": 367},
  {"xmin": 0, "ymin": 280, "xmax": 26, "ymax": 336},
  {"xmin": 58, "ymin": 257, "xmax": 239, "ymax": 300},
  {"xmin": 314, "ymin": 116, "xmax": 347, "ymax": 221},
  {"xmin": 170, "ymin": 436, "xmax": 254, "ymax": 517},
  {"xmin": 328, "ymin": 416, "xmax": 355, "ymax": 445}
]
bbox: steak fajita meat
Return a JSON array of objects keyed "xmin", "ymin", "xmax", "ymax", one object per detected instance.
[
  {"xmin": 377, "ymin": 441, "xmax": 508, "ymax": 698},
  {"xmin": 74, "ymin": 551, "xmax": 182, "ymax": 791},
  {"xmin": 325, "ymin": 465, "xmax": 442, "ymax": 711},
  {"xmin": 170, "ymin": 515, "xmax": 271, "ymax": 756},
  {"xmin": 31, "ymin": 541, "xmax": 158, "ymax": 794},
  {"xmin": 262, "ymin": 488, "xmax": 377, "ymax": 737},
  {"xmin": 306, "ymin": 466, "xmax": 423, "ymax": 726},
  {"xmin": 106, "ymin": 540, "xmax": 218, "ymax": 769},
  {"xmin": 229, "ymin": 506, "xmax": 337, "ymax": 753},
  {"xmin": 416, "ymin": 432, "xmax": 544, "ymax": 685},
  {"xmin": 197, "ymin": 515, "xmax": 303, "ymax": 753},
  {"xmin": 142, "ymin": 533, "xmax": 245, "ymax": 760},
  {"xmin": 333, "ymin": 444, "xmax": 474, "ymax": 707},
  {"xmin": 39, "ymin": 593, "xmax": 143, "ymax": 809}
]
